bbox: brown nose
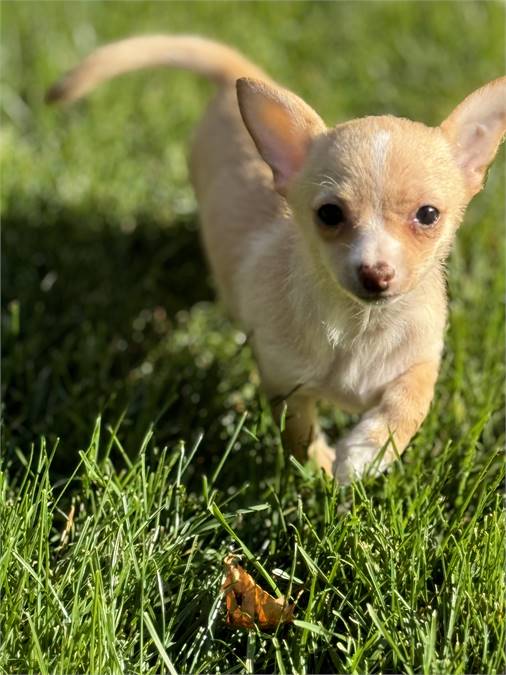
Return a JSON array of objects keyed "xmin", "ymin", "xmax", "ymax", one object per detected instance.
[{"xmin": 358, "ymin": 262, "xmax": 395, "ymax": 293}]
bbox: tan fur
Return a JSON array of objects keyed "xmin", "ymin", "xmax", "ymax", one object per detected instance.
[
  {"xmin": 45, "ymin": 35, "xmax": 270, "ymax": 103},
  {"xmin": 47, "ymin": 35, "xmax": 506, "ymax": 482}
]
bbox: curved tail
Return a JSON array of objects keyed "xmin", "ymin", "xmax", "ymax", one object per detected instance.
[{"xmin": 46, "ymin": 34, "xmax": 270, "ymax": 104}]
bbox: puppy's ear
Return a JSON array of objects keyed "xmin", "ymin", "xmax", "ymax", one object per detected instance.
[
  {"xmin": 237, "ymin": 78, "xmax": 326, "ymax": 195},
  {"xmin": 440, "ymin": 77, "xmax": 506, "ymax": 196}
]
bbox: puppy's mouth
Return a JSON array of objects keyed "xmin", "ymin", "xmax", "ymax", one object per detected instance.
[
  {"xmin": 352, "ymin": 290, "xmax": 402, "ymax": 306},
  {"xmin": 336, "ymin": 273, "xmax": 404, "ymax": 307}
]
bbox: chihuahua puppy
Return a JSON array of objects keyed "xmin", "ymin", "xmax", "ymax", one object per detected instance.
[{"xmin": 47, "ymin": 36, "xmax": 505, "ymax": 482}]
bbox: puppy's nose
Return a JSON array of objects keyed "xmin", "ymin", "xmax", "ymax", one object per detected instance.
[{"xmin": 358, "ymin": 262, "xmax": 395, "ymax": 293}]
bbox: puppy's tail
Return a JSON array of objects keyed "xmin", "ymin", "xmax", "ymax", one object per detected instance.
[{"xmin": 46, "ymin": 34, "xmax": 270, "ymax": 104}]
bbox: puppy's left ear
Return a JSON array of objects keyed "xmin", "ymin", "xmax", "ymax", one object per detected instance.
[
  {"xmin": 237, "ymin": 78, "xmax": 327, "ymax": 195},
  {"xmin": 440, "ymin": 77, "xmax": 506, "ymax": 197}
]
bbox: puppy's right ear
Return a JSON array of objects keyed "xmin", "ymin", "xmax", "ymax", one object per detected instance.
[{"xmin": 237, "ymin": 78, "xmax": 326, "ymax": 195}]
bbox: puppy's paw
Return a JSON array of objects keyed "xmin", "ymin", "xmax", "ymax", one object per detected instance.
[
  {"xmin": 307, "ymin": 433, "xmax": 336, "ymax": 476},
  {"xmin": 307, "ymin": 419, "xmax": 391, "ymax": 483},
  {"xmin": 332, "ymin": 418, "xmax": 390, "ymax": 483}
]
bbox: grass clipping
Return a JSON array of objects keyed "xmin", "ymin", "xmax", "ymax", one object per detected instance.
[{"xmin": 222, "ymin": 555, "xmax": 297, "ymax": 630}]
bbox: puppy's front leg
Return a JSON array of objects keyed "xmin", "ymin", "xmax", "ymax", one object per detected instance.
[
  {"xmin": 271, "ymin": 393, "xmax": 320, "ymax": 461},
  {"xmin": 313, "ymin": 360, "xmax": 440, "ymax": 482}
]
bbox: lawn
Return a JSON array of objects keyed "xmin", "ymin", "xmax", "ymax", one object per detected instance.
[{"xmin": 1, "ymin": 1, "xmax": 505, "ymax": 673}]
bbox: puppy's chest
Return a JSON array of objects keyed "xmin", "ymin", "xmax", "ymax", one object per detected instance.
[
  {"xmin": 317, "ymin": 347, "xmax": 400, "ymax": 411},
  {"xmin": 294, "ymin": 326, "xmax": 409, "ymax": 412}
]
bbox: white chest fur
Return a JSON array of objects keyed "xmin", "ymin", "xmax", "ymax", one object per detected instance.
[{"xmin": 253, "ymin": 309, "xmax": 414, "ymax": 413}]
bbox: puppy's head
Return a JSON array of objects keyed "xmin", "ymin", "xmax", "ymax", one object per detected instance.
[{"xmin": 237, "ymin": 77, "xmax": 505, "ymax": 304}]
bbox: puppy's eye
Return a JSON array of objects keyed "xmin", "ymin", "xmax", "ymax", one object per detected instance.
[
  {"xmin": 415, "ymin": 205, "xmax": 440, "ymax": 227},
  {"xmin": 316, "ymin": 203, "xmax": 345, "ymax": 229}
]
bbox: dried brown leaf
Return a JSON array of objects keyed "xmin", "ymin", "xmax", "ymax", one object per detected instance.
[{"xmin": 221, "ymin": 554, "xmax": 296, "ymax": 630}]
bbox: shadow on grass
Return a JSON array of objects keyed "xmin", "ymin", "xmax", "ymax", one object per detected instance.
[{"xmin": 2, "ymin": 199, "xmax": 254, "ymax": 476}]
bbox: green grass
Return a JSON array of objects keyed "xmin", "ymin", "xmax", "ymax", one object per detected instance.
[{"xmin": 1, "ymin": 1, "xmax": 505, "ymax": 673}]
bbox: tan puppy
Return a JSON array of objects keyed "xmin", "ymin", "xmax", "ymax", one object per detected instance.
[{"xmin": 47, "ymin": 35, "xmax": 506, "ymax": 482}]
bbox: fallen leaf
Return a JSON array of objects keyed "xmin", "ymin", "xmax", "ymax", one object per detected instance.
[{"xmin": 222, "ymin": 554, "xmax": 297, "ymax": 630}]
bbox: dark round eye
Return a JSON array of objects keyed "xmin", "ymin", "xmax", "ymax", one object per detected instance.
[
  {"xmin": 316, "ymin": 203, "xmax": 345, "ymax": 228},
  {"xmin": 415, "ymin": 205, "xmax": 440, "ymax": 227}
]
